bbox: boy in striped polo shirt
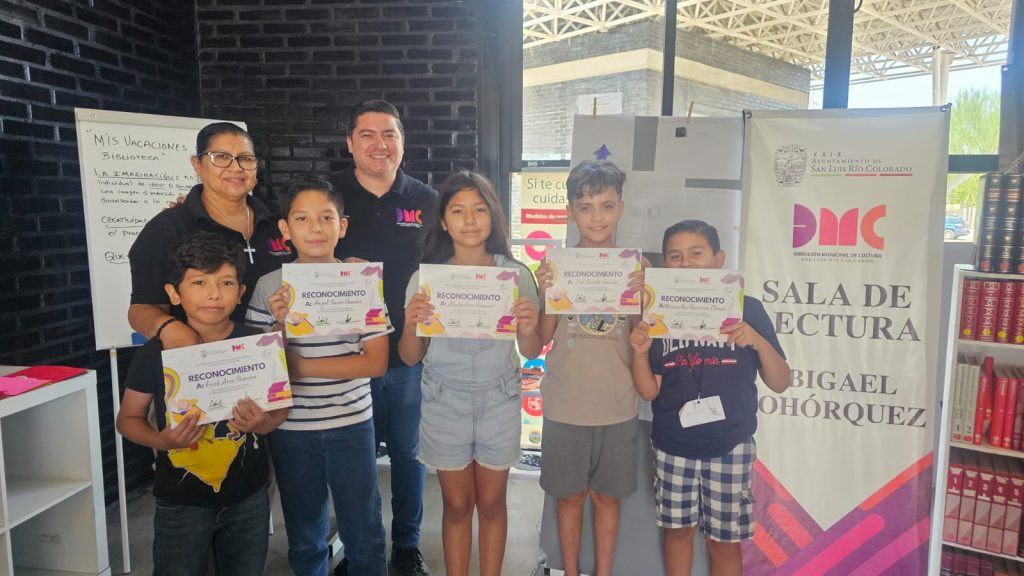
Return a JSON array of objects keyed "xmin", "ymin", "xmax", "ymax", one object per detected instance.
[{"xmin": 247, "ymin": 174, "xmax": 390, "ymax": 576}]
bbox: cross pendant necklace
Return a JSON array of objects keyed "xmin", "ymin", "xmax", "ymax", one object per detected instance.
[{"xmin": 243, "ymin": 204, "xmax": 255, "ymax": 264}]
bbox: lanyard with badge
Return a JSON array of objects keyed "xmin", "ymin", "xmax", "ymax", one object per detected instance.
[{"xmin": 678, "ymin": 344, "xmax": 726, "ymax": 428}]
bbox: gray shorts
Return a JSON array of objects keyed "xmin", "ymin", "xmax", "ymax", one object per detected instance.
[
  {"xmin": 540, "ymin": 417, "xmax": 639, "ymax": 499},
  {"xmin": 418, "ymin": 368, "xmax": 522, "ymax": 471}
]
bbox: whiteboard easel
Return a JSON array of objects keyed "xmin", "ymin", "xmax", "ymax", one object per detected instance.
[{"xmin": 75, "ymin": 109, "xmax": 246, "ymax": 572}]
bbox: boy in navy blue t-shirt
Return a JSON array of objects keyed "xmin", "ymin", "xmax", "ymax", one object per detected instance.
[{"xmin": 630, "ymin": 220, "xmax": 791, "ymax": 576}]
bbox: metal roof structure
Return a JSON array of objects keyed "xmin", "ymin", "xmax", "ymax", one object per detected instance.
[{"xmin": 523, "ymin": 0, "xmax": 1013, "ymax": 85}]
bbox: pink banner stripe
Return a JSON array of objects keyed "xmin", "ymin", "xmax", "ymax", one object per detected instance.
[
  {"xmin": 753, "ymin": 521, "xmax": 789, "ymax": 568},
  {"xmin": 768, "ymin": 502, "xmax": 814, "ymax": 548},
  {"xmin": 793, "ymin": 515, "xmax": 885, "ymax": 576},
  {"xmin": 846, "ymin": 517, "xmax": 931, "ymax": 576},
  {"xmin": 859, "ymin": 453, "xmax": 932, "ymax": 511},
  {"xmin": 755, "ymin": 459, "xmax": 795, "ymax": 501}
]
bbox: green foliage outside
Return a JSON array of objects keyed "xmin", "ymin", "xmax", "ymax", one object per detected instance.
[{"xmin": 947, "ymin": 87, "xmax": 1001, "ymax": 209}]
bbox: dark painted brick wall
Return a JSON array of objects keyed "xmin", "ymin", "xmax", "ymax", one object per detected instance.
[
  {"xmin": 0, "ymin": 0, "xmax": 200, "ymax": 502},
  {"xmin": 196, "ymin": 0, "xmax": 482, "ymax": 214},
  {"xmin": 0, "ymin": 0, "xmax": 486, "ymax": 505}
]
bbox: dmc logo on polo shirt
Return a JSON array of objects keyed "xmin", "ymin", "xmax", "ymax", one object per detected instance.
[
  {"xmin": 266, "ymin": 236, "xmax": 292, "ymax": 257},
  {"xmin": 396, "ymin": 208, "xmax": 423, "ymax": 227}
]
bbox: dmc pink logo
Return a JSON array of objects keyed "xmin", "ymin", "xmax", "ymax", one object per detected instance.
[
  {"xmin": 396, "ymin": 208, "xmax": 422, "ymax": 225},
  {"xmin": 699, "ymin": 276, "xmax": 711, "ymax": 284},
  {"xmin": 475, "ymin": 273, "xmax": 487, "ymax": 280},
  {"xmin": 339, "ymin": 270, "xmax": 351, "ymax": 277},
  {"xmin": 232, "ymin": 343, "xmax": 245, "ymax": 351},
  {"xmin": 598, "ymin": 252, "xmax": 609, "ymax": 258},
  {"xmin": 267, "ymin": 237, "xmax": 291, "ymax": 253},
  {"xmin": 792, "ymin": 204, "xmax": 886, "ymax": 250}
]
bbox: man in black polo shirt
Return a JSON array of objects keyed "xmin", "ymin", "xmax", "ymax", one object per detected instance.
[{"xmin": 330, "ymin": 100, "xmax": 436, "ymax": 576}]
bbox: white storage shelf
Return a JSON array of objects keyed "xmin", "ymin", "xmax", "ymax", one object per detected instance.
[
  {"xmin": 929, "ymin": 266, "xmax": 1024, "ymax": 572},
  {"xmin": 0, "ymin": 367, "xmax": 109, "ymax": 576}
]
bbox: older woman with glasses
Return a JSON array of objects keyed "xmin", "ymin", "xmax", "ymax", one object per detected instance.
[{"xmin": 127, "ymin": 122, "xmax": 294, "ymax": 349}]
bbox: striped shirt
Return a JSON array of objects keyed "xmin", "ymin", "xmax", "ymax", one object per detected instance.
[{"xmin": 246, "ymin": 267, "xmax": 393, "ymax": 431}]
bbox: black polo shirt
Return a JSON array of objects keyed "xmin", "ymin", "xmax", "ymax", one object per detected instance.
[
  {"xmin": 330, "ymin": 168, "xmax": 438, "ymax": 367},
  {"xmin": 128, "ymin": 184, "xmax": 293, "ymax": 323}
]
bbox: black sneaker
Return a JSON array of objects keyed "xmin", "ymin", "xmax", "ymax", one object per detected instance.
[
  {"xmin": 391, "ymin": 546, "xmax": 430, "ymax": 576},
  {"xmin": 333, "ymin": 557, "xmax": 349, "ymax": 576}
]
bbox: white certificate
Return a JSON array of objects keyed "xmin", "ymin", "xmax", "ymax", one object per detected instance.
[
  {"xmin": 417, "ymin": 264, "xmax": 519, "ymax": 340},
  {"xmin": 162, "ymin": 332, "xmax": 292, "ymax": 426},
  {"xmin": 282, "ymin": 262, "xmax": 388, "ymax": 338},
  {"xmin": 545, "ymin": 247, "xmax": 641, "ymax": 315},
  {"xmin": 643, "ymin": 268, "xmax": 744, "ymax": 342}
]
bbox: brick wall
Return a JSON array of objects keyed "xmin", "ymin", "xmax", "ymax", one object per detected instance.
[
  {"xmin": 196, "ymin": 0, "xmax": 481, "ymax": 214},
  {"xmin": 0, "ymin": 0, "xmax": 200, "ymax": 502}
]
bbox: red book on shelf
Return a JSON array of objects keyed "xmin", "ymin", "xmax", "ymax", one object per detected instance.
[
  {"xmin": 962, "ymin": 279, "xmax": 983, "ymax": 340},
  {"xmin": 1013, "ymin": 367, "xmax": 1024, "ymax": 450},
  {"xmin": 960, "ymin": 453, "xmax": 980, "ymax": 546},
  {"xmin": 966, "ymin": 553, "xmax": 980, "ymax": 576},
  {"xmin": 990, "ymin": 459, "xmax": 1012, "ymax": 553},
  {"xmin": 990, "ymin": 367, "xmax": 1011, "ymax": 448},
  {"xmin": 1001, "ymin": 368, "xmax": 1021, "ymax": 448},
  {"xmin": 974, "ymin": 457, "xmax": 994, "ymax": 549},
  {"xmin": 941, "ymin": 548, "xmax": 953, "ymax": 576},
  {"xmin": 980, "ymin": 556, "xmax": 994, "ymax": 576},
  {"xmin": 997, "ymin": 282, "xmax": 1019, "ymax": 343},
  {"xmin": 1012, "ymin": 282, "xmax": 1024, "ymax": 345},
  {"xmin": 1009, "ymin": 460, "xmax": 1024, "ymax": 556},
  {"xmin": 954, "ymin": 549, "xmax": 968, "ymax": 576},
  {"xmin": 973, "ymin": 356, "xmax": 992, "ymax": 445},
  {"xmin": 978, "ymin": 281, "xmax": 1001, "ymax": 342},
  {"xmin": 945, "ymin": 452, "xmax": 965, "ymax": 542}
]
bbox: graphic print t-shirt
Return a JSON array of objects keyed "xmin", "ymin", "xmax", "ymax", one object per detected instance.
[
  {"xmin": 648, "ymin": 297, "xmax": 785, "ymax": 459},
  {"xmin": 124, "ymin": 322, "xmax": 270, "ymax": 507}
]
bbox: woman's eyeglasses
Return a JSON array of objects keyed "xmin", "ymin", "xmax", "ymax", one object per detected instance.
[{"xmin": 201, "ymin": 151, "xmax": 258, "ymax": 170}]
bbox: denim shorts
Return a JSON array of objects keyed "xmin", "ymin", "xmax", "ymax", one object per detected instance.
[
  {"xmin": 418, "ymin": 367, "xmax": 522, "ymax": 471},
  {"xmin": 654, "ymin": 437, "xmax": 756, "ymax": 541}
]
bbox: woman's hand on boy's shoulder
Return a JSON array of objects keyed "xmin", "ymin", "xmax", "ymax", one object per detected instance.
[
  {"xmin": 720, "ymin": 321, "xmax": 767, "ymax": 350},
  {"xmin": 629, "ymin": 321, "xmax": 654, "ymax": 355},
  {"xmin": 160, "ymin": 321, "xmax": 202, "ymax": 350},
  {"xmin": 231, "ymin": 398, "xmax": 268, "ymax": 434},
  {"xmin": 156, "ymin": 410, "xmax": 205, "ymax": 450},
  {"xmin": 513, "ymin": 297, "xmax": 539, "ymax": 334}
]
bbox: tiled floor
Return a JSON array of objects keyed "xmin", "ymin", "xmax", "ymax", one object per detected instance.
[{"xmin": 104, "ymin": 465, "xmax": 551, "ymax": 575}]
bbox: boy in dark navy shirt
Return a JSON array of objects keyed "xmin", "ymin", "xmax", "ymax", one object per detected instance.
[
  {"xmin": 118, "ymin": 231, "xmax": 289, "ymax": 576},
  {"xmin": 630, "ymin": 220, "xmax": 791, "ymax": 576}
]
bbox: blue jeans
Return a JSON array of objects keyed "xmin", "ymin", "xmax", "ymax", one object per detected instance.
[
  {"xmin": 152, "ymin": 486, "xmax": 269, "ymax": 576},
  {"xmin": 270, "ymin": 419, "xmax": 387, "ymax": 576},
  {"xmin": 371, "ymin": 362, "xmax": 425, "ymax": 548}
]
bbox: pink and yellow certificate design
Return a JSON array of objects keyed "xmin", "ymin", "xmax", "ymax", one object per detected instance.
[
  {"xmin": 642, "ymin": 268, "xmax": 744, "ymax": 342},
  {"xmin": 544, "ymin": 247, "xmax": 641, "ymax": 315},
  {"xmin": 417, "ymin": 264, "xmax": 520, "ymax": 340},
  {"xmin": 281, "ymin": 262, "xmax": 388, "ymax": 338},
  {"xmin": 162, "ymin": 331, "xmax": 292, "ymax": 426}
]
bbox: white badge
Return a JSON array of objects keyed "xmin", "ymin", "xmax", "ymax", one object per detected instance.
[{"xmin": 678, "ymin": 395, "xmax": 726, "ymax": 428}]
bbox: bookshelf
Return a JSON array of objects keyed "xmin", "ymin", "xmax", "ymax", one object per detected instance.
[
  {"xmin": 929, "ymin": 265, "xmax": 1024, "ymax": 573},
  {"xmin": 0, "ymin": 367, "xmax": 109, "ymax": 576}
]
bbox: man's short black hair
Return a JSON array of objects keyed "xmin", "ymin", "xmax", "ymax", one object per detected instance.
[
  {"xmin": 166, "ymin": 231, "xmax": 247, "ymax": 288},
  {"xmin": 277, "ymin": 173, "xmax": 344, "ymax": 216},
  {"xmin": 346, "ymin": 99, "xmax": 404, "ymax": 138},
  {"xmin": 566, "ymin": 160, "xmax": 626, "ymax": 202}
]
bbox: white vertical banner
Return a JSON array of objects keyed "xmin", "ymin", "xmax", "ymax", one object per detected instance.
[{"xmin": 742, "ymin": 107, "xmax": 948, "ymax": 575}]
